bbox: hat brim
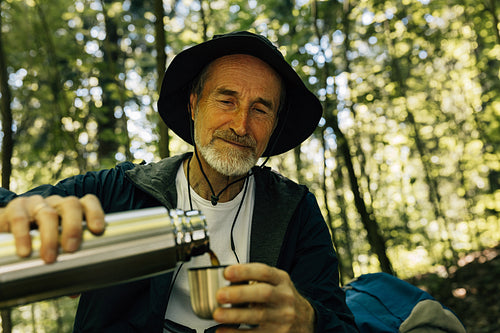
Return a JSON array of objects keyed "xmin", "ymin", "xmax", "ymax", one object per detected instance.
[{"xmin": 158, "ymin": 32, "xmax": 322, "ymax": 157}]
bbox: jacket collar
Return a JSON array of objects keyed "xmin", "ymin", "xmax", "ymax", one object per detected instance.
[{"xmin": 125, "ymin": 153, "xmax": 189, "ymax": 210}]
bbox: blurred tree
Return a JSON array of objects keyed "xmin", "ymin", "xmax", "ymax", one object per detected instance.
[
  {"xmin": 316, "ymin": 0, "xmax": 394, "ymax": 274},
  {"xmin": 0, "ymin": 0, "xmax": 12, "ymax": 191},
  {"xmin": 97, "ymin": 0, "xmax": 132, "ymax": 164},
  {"xmin": 462, "ymin": 0, "xmax": 500, "ymax": 194},
  {"xmin": 154, "ymin": 0, "xmax": 169, "ymax": 158},
  {"xmin": 33, "ymin": 0, "xmax": 87, "ymax": 173},
  {"xmin": 382, "ymin": 10, "xmax": 458, "ymax": 264},
  {"xmin": 1, "ymin": 0, "xmax": 499, "ymax": 330},
  {"xmin": 0, "ymin": 4, "xmax": 12, "ymax": 326}
]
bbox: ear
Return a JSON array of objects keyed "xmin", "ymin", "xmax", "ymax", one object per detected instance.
[{"xmin": 189, "ymin": 93, "xmax": 197, "ymax": 121}]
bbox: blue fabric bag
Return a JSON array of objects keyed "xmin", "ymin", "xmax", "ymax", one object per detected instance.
[{"xmin": 344, "ymin": 273, "xmax": 466, "ymax": 333}]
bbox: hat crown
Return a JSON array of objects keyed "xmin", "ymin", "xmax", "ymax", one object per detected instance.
[{"xmin": 212, "ymin": 31, "xmax": 282, "ymax": 57}]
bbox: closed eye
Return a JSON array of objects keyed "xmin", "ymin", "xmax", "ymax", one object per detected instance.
[
  {"xmin": 218, "ymin": 99, "xmax": 234, "ymax": 106},
  {"xmin": 252, "ymin": 103, "xmax": 273, "ymax": 116}
]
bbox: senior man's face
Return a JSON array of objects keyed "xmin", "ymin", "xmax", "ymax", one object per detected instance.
[{"xmin": 190, "ymin": 54, "xmax": 282, "ymax": 176}]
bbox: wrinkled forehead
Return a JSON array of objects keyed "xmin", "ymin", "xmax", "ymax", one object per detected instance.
[{"xmin": 201, "ymin": 54, "xmax": 286, "ymax": 111}]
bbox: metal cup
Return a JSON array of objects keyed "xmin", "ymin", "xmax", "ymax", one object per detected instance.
[{"xmin": 188, "ymin": 265, "xmax": 229, "ymax": 319}]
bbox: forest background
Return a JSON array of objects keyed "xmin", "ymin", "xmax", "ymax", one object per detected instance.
[{"xmin": 0, "ymin": 0, "xmax": 498, "ymax": 331}]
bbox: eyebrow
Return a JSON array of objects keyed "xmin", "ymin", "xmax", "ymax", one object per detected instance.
[{"xmin": 215, "ymin": 88, "xmax": 275, "ymax": 110}]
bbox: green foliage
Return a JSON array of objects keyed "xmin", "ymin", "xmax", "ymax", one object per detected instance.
[
  {"xmin": 0, "ymin": 0, "xmax": 499, "ymax": 329},
  {"xmin": 8, "ymin": 297, "xmax": 79, "ymax": 332}
]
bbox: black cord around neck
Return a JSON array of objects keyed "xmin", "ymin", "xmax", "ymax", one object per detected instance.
[
  {"xmin": 192, "ymin": 147, "xmax": 250, "ymax": 206},
  {"xmin": 186, "ymin": 155, "xmax": 250, "ymax": 263},
  {"xmin": 229, "ymin": 176, "xmax": 249, "ymax": 263},
  {"xmin": 164, "ymin": 157, "xmax": 251, "ymax": 323},
  {"xmin": 186, "ymin": 156, "xmax": 194, "ymax": 211}
]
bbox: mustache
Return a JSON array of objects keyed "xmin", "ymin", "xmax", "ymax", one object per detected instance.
[{"xmin": 212, "ymin": 130, "xmax": 256, "ymax": 148}]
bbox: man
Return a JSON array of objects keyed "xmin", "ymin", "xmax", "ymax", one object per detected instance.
[{"xmin": 0, "ymin": 31, "xmax": 357, "ymax": 332}]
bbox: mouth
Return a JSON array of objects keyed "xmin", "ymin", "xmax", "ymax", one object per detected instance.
[
  {"xmin": 214, "ymin": 135, "xmax": 255, "ymax": 150},
  {"xmin": 219, "ymin": 138, "xmax": 252, "ymax": 149}
]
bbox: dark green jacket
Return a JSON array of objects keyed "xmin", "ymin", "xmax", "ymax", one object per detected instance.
[{"xmin": 0, "ymin": 153, "xmax": 357, "ymax": 332}]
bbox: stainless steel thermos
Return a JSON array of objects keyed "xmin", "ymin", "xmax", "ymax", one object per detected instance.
[{"xmin": 0, "ymin": 207, "xmax": 209, "ymax": 308}]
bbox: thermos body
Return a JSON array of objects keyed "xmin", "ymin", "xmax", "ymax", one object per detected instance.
[{"xmin": 0, "ymin": 207, "xmax": 208, "ymax": 308}]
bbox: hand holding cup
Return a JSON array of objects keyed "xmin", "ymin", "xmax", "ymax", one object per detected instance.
[
  {"xmin": 188, "ymin": 265, "xmax": 230, "ymax": 319},
  {"xmin": 210, "ymin": 263, "xmax": 316, "ymax": 332}
]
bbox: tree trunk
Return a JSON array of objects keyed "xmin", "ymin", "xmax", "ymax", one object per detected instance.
[
  {"xmin": 35, "ymin": 0, "xmax": 86, "ymax": 172},
  {"xmin": 332, "ymin": 115, "xmax": 394, "ymax": 275},
  {"xmin": 98, "ymin": 0, "xmax": 121, "ymax": 165},
  {"xmin": 338, "ymin": 0, "xmax": 388, "ymax": 269},
  {"xmin": 0, "ymin": 2, "xmax": 13, "ymax": 328},
  {"xmin": 100, "ymin": 1, "xmax": 132, "ymax": 161},
  {"xmin": 486, "ymin": 0, "xmax": 500, "ymax": 45},
  {"xmin": 334, "ymin": 160, "xmax": 355, "ymax": 281},
  {"xmin": 312, "ymin": 0, "xmax": 393, "ymax": 274},
  {"xmin": 382, "ymin": 19, "xmax": 458, "ymax": 264},
  {"xmin": 462, "ymin": 0, "xmax": 500, "ymax": 195},
  {"xmin": 54, "ymin": 299, "xmax": 62, "ymax": 333},
  {"xmin": 31, "ymin": 304, "xmax": 37, "ymax": 332},
  {"xmin": 320, "ymin": 130, "xmax": 352, "ymax": 283},
  {"xmin": 1, "ymin": 309, "xmax": 13, "ymax": 333},
  {"xmin": 154, "ymin": 0, "xmax": 169, "ymax": 159},
  {"xmin": 0, "ymin": 0, "xmax": 13, "ymax": 191},
  {"xmin": 199, "ymin": 0, "xmax": 209, "ymax": 41},
  {"xmin": 293, "ymin": 146, "xmax": 304, "ymax": 185}
]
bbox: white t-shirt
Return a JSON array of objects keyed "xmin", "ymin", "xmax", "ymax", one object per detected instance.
[{"xmin": 164, "ymin": 164, "xmax": 255, "ymax": 332}]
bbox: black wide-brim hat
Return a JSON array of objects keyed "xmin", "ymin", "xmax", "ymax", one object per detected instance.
[{"xmin": 158, "ymin": 31, "xmax": 323, "ymax": 157}]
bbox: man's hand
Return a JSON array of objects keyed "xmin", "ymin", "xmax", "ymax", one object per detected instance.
[
  {"xmin": 213, "ymin": 263, "xmax": 315, "ymax": 333},
  {"xmin": 0, "ymin": 194, "xmax": 105, "ymax": 263}
]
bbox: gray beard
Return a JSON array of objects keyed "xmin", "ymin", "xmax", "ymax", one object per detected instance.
[{"xmin": 194, "ymin": 131, "xmax": 257, "ymax": 177}]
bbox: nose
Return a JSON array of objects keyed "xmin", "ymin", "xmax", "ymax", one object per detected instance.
[{"xmin": 230, "ymin": 108, "xmax": 249, "ymax": 136}]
